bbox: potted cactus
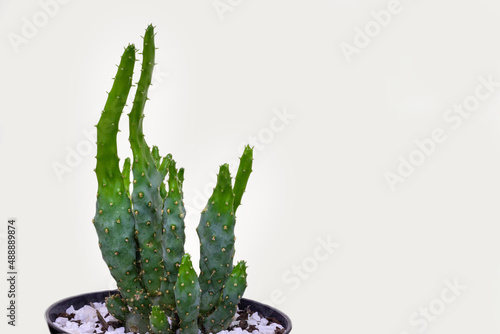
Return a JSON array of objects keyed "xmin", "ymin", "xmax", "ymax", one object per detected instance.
[{"xmin": 45, "ymin": 25, "xmax": 291, "ymax": 334}]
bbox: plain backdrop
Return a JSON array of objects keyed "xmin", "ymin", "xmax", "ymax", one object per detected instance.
[{"xmin": 2, "ymin": 0, "xmax": 500, "ymax": 333}]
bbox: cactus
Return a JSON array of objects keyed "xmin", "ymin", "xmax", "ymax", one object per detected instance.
[
  {"xmin": 150, "ymin": 305, "xmax": 170, "ymax": 334},
  {"xmin": 174, "ymin": 254, "xmax": 201, "ymax": 334},
  {"xmin": 197, "ymin": 164, "xmax": 236, "ymax": 315},
  {"xmin": 202, "ymin": 261, "xmax": 248, "ymax": 334},
  {"xmin": 105, "ymin": 294, "xmax": 130, "ymax": 323},
  {"xmin": 93, "ymin": 24, "xmax": 254, "ymax": 333},
  {"xmin": 233, "ymin": 145, "xmax": 253, "ymax": 214},
  {"xmin": 128, "ymin": 25, "xmax": 166, "ymax": 297}
]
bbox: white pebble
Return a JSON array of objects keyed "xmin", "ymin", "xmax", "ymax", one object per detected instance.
[
  {"xmin": 54, "ymin": 317, "xmax": 68, "ymax": 327},
  {"xmin": 99, "ymin": 304, "xmax": 109, "ymax": 315},
  {"xmin": 54, "ymin": 303, "xmax": 284, "ymax": 334},
  {"xmin": 250, "ymin": 312, "xmax": 260, "ymax": 322},
  {"xmin": 78, "ymin": 321, "xmax": 96, "ymax": 334},
  {"xmin": 247, "ymin": 319, "xmax": 258, "ymax": 326},
  {"xmin": 74, "ymin": 305, "xmax": 97, "ymax": 323},
  {"xmin": 256, "ymin": 326, "xmax": 275, "ymax": 334}
]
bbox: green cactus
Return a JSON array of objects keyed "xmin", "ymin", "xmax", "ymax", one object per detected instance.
[
  {"xmin": 93, "ymin": 43, "xmax": 151, "ymax": 331},
  {"xmin": 128, "ymin": 25, "xmax": 166, "ymax": 297},
  {"xmin": 150, "ymin": 306, "xmax": 171, "ymax": 334},
  {"xmin": 233, "ymin": 145, "xmax": 253, "ymax": 213},
  {"xmin": 159, "ymin": 159, "xmax": 186, "ymax": 313},
  {"xmin": 162, "ymin": 160, "xmax": 186, "ymax": 284},
  {"xmin": 175, "ymin": 254, "xmax": 201, "ymax": 334},
  {"xmin": 105, "ymin": 294, "xmax": 130, "ymax": 323},
  {"xmin": 202, "ymin": 261, "xmax": 248, "ymax": 334},
  {"xmin": 197, "ymin": 164, "xmax": 236, "ymax": 315},
  {"xmin": 93, "ymin": 25, "xmax": 255, "ymax": 333}
]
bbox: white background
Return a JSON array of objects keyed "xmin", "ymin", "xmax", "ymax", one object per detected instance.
[{"xmin": 2, "ymin": 0, "xmax": 500, "ymax": 333}]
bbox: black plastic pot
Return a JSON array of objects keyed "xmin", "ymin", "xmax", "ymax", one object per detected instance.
[{"xmin": 46, "ymin": 290, "xmax": 292, "ymax": 334}]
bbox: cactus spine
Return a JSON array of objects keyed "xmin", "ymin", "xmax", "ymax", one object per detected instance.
[{"xmin": 93, "ymin": 25, "xmax": 254, "ymax": 333}]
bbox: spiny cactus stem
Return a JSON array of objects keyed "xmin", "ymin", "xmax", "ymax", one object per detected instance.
[
  {"xmin": 233, "ymin": 145, "xmax": 253, "ymax": 213},
  {"xmin": 129, "ymin": 25, "xmax": 155, "ymax": 146},
  {"xmin": 95, "ymin": 44, "xmax": 135, "ymax": 196}
]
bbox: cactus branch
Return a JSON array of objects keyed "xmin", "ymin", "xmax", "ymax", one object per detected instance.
[
  {"xmin": 128, "ymin": 24, "xmax": 165, "ymax": 296},
  {"xmin": 93, "ymin": 44, "xmax": 150, "ymax": 327},
  {"xmin": 197, "ymin": 164, "xmax": 236, "ymax": 315},
  {"xmin": 174, "ymin": 254, "xmax": 200, "ymax": 334},
  {"xmin": 150, "ymin": 306, "xmax": 171, "ymax": 334},
  {"xmin": 202, "ymin": 261, "xmax": 248, "ymax": 333},
  {"xmin": 233, "ymin": 145, "xmax": 253, "ymax": 213}
]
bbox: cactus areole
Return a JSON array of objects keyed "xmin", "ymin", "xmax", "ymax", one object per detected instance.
[{"xmin": 92, "ymin": 25, "xmax": 254, "ymax": 334}]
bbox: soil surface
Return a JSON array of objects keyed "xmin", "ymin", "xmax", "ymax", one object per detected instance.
[{"xmin": 54, "ymin": 302, "xmax": 285, "ymax": 334}]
